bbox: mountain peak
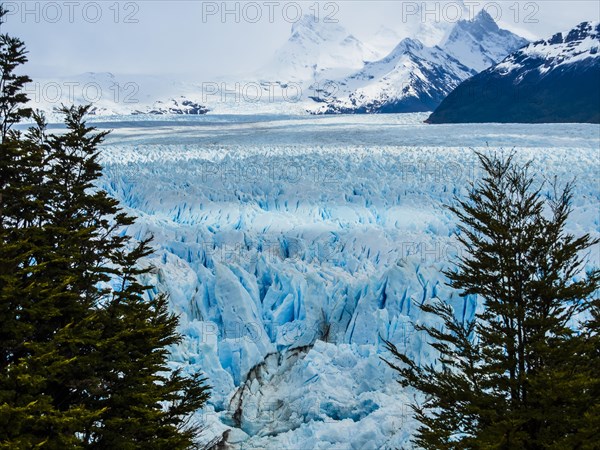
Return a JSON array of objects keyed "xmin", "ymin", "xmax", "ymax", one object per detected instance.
[
  {"xmin": 455, "ymin": 9, "xmax": 500, "ymax": 36},
  {"xmin": 504, "ymin": 20, "xmax": 600, "ymax": 70},
  {"xmin": 288, "ymin": 13, "xmax": 351, "ymax": 45},
  {"xmin": 441, "ymin": 9, "xmax": 528, "ymax": 72},
  {"xmin": 291, "ymin": 14, "xmax": 319, "ymax": 34},
  {"xmin": 565, "ymin": 21, "xmax": 600, "ymax": 42},
  {"xmin": 429, "ymin": 20, "xmax": 600, "ymax": 124},
  {"xmin": 472, "ymin": 9, "xmax": 497, "ymax": 27},
  {"xmin": 390, "ymin": 37, "xmax": 423, "ymax": 55},
  {"xmin": 290, "ymin": 14, "xmax": 348, "ymax": 37},
  {"xmin": 260, "ymin": 14, "xmax": 378, "ymax": 82},
  {"xmin": 541, "ymin": 21, "xmax": 599, "ymax": 47}
]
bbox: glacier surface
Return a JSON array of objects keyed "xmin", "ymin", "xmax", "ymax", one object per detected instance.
[{"xmin": 93, "ymin": 114, "xmax": 599, "ymax": 449}]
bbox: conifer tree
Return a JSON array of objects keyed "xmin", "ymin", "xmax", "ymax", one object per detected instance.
[
  {"xmin": 385, "ymin": 152, "xmax": 599, "ymax": 449},
  {"xmin": 0, "ymin": 4, "xmax": 34, "ymax": 357},
  {"xmin": 0, "ymin": 6, "xmax": 209, "ymax": 448}
]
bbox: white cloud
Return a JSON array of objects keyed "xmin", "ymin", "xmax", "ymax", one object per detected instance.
[{"xmin": 4, "ymin": 1, "xmax": 599, "ymax": 80}]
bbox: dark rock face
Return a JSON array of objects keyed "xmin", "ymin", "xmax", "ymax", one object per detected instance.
[
  {"xmin": 134, "ymin": 98, "xmax": 210, "ymax": 115},
  {"xmin": 428, "ymin": 22, "xmax": 600, "ymax": 124}
]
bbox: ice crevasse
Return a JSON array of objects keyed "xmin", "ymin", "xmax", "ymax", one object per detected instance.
[{"xmin": 98, "ymin": 137, "xmax": 599, "ymax": 449}]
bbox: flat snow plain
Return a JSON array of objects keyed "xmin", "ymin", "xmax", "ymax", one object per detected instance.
[{"xmin": 90, "ymin": 113, "xmax": 599, "ymax": 449}]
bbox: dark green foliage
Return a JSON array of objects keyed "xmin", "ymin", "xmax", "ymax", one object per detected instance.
[
  {"xmin": 384, "ymin": 152, "xmax": 599, "ymax": 449},
  {"xmin": 0, "ymin": 6, "xmax": 31, "ymax": 137},
  {"xmin": 0, "ymin": 6, "xmax": 209, "ymax": 448}
]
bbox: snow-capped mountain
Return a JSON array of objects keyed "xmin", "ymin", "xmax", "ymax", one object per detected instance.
[
  {"xmin": 311, "ymin": 10, "xmax": 527, "ymax": 114},
  {"xmin": 361, "ymin": 3, "xmax": 469, "ymax": 56},
  {"xmin": 441, "ymin": 9, "xmax": 529, "ymax": 72},
  {"xmin": 402, "ymin": 1, "xmax": 470, "ymax": 47},
  {"xmin": 311, "ymin": 38, "xmax": 476, "ymax": 114},
  {"xmin": 27, "ymin": 11, "xmax": 531, "ymax": 118},
  {"xmin": 259, "ymin": 14, "xmax": 380, "ymax": 83},
  {"xmin": 428, "ymin": 21, "xmax": 600, "ymax": 123},
  {"xmin": 25, "ymin": 72, "xmax": 211, "ymax": 118},
  {"xmin": 27, "ymin": 72, "xmax": 137, "ymax": 117},
  {"xmin": 134, "ymin": 97, "xmax": 209, "ymax": 115}
]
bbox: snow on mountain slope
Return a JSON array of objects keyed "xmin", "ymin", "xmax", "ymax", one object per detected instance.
[
  {"xmin": 428, "ymin": 21, "xmax": 600, "ymax": 123},
  {"xmin": 267, "ymin": 1, "xmax": 467, "ymax": 80},
  {"xmin": 259, "ymin": 14, "xmax": 379, "ymax": 83},
  {"xmin": 364, "ymin": 20, "xmax": 451, "ymax": 58},
  {"xmin": 311, "ymin": 11, "xmax": 528, "ymax": 114},
  {"xmin": 441, "ymin": 9, "xmax": 529, "ymax": 72},
  {"xmin": 26, "ymin": 9, "xmax": 527, "ymax": 117},
  {"xmin": 25, "ymin": 72, "xmax": 211, "ymax": 119},
  {"xmin": 137, "ymin": 97, "xmax": 209, "ymax": 115},
  {"xmin": 29, "ymin": 16, "xmax": 382, "ymax": 117},
  {"xmin": 400, "ymin": 1, "xmax": 469, "ymax": 47},
  {"xmin": 310, "ymin": 38, "xmax": 476, "ymax": 114},
  {"xmin": 495, "ymin": 20, "xmax": 600, "ymax": 73},
  {"xmin": 95, "ymin": 115, "xmax": 600, "ymax": 448}
]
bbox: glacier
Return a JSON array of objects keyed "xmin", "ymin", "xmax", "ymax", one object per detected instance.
[{"xmin": 92, "ymin": 113, "xmax": 599, "ymax": 449}]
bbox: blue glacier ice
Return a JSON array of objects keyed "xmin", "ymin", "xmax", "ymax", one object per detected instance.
[{"xmin": 94, "ymin": 113, "xmax": 600, "ymax": 449}]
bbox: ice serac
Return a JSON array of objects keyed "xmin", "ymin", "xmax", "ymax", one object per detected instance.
[
  {"xmin": 97, "ymin": 116, "xmax": 600, "ymax": 448},
  {"xmin": 428, "ymin": 21, "xmax": 600, "ymax": 123},
  {"xmin": 310, "ymin": 11, "xmax": 527, "ymax": 114}
]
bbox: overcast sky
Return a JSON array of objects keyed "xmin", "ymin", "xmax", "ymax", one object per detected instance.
[{"xmin": 4, "ymin": 1, "xmax": 600, "ymax": 79}]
